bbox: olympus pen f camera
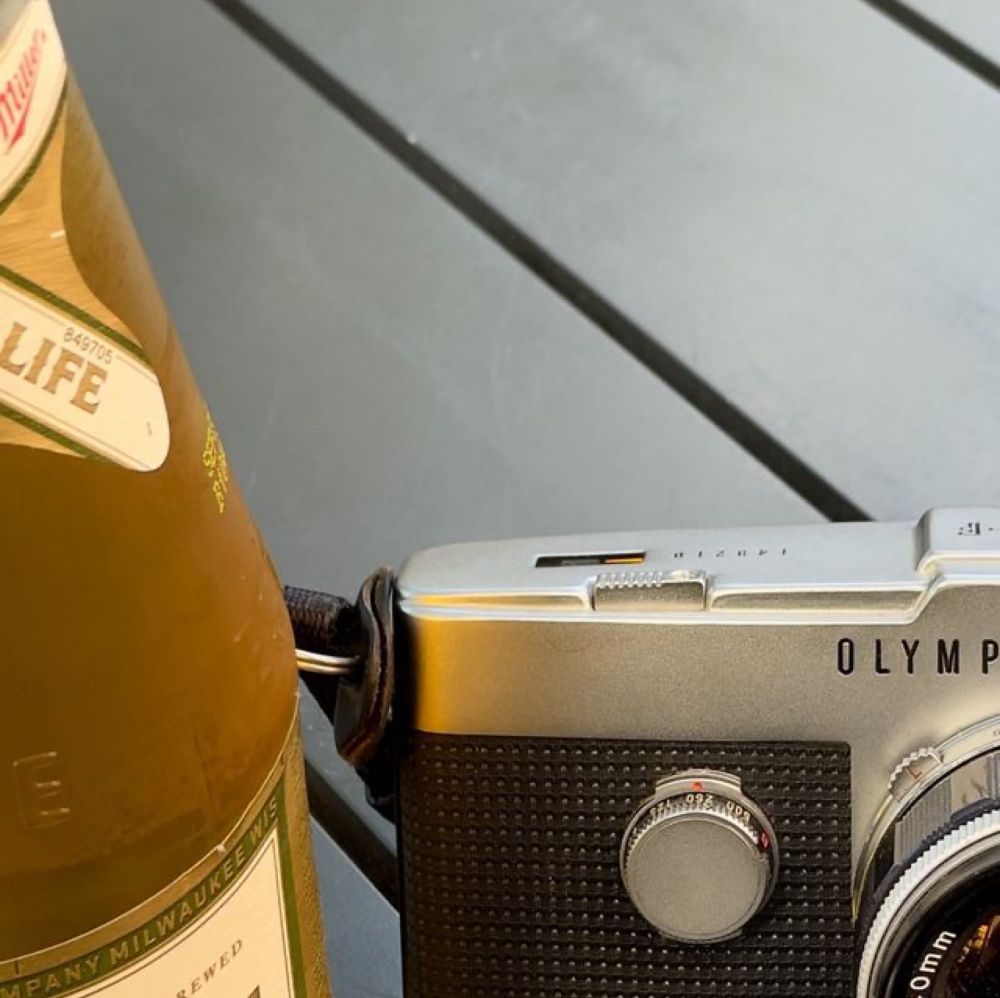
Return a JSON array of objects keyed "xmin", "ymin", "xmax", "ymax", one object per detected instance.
[{"xmin": 369, "ymin": 508, "xmax": 1000, "ymax": 996}]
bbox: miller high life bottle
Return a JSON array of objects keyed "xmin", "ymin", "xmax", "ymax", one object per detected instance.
[{"xmin": 0, "ymin": 1, "xmax": 333, "ymax": 994}]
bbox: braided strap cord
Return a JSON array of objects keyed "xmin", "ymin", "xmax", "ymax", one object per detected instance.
[{"xmin": 283, "ymin": 584, "xmax": 362, "ymax": 658}]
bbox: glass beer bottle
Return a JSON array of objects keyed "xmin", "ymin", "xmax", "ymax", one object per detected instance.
[{"xmin": 0, "ymin": 1, "xmax": 332, "ymax": 994}]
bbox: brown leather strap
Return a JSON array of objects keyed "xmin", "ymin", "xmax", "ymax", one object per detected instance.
[
  {"xmin": 285, "ymin": 568, "xmax": 395, "ymax": 770},
  {"xmin": 335, "ymin": 568, "xmax": 395, "ymax": 767}
]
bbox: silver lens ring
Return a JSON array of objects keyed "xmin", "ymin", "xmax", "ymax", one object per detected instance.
[
  {"xmin": 856, "ymin": 808, "xmax": 1000, "ymax": 998},
  {"xmin": 855, "ymin": 716, "xmax": 1000, "ymax": 909}
]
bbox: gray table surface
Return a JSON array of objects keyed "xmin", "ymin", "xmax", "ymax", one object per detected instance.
[
  {"xmin": 240, "ymin": 0, "xmax": 1000, "ymax": 519},
  {"xmin": 51, "ymin": 1, "xmax": 1000, "ymax": 994}
]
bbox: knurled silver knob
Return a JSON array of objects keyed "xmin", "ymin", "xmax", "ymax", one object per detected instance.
[
  {"xmin": 620, "ymin": 770, "xmax": 779, "ymax": 943},
  {"xmin": 888, "ymin": 747, "xmax": 944, "ymax": 802}
]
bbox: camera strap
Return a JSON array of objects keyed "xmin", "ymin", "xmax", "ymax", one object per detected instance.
[{"xmin": 284, "ymin": 569, "xmax": 397, "ymax": 818}]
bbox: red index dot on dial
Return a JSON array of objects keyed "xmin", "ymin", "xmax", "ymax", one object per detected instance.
[
  {"xmin": 760, "ymin": 831, "xmax": 770, "ymax": 849},
  {"xmin": 691, "ymin": 781, "xmax": 703, "ymax": 792}
]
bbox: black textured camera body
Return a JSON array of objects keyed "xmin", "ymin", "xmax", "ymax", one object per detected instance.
[{"xmin": 397, "ymin": 733, "xmax": 853, "ymax": 997}]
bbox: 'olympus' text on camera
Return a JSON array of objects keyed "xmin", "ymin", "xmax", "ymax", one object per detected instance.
[{"xmin": 836, "ymin": 637, "xmax": 999, "ymax": 676}]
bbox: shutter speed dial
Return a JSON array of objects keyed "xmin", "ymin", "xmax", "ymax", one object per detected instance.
[{"xmin": 620, "ymin": 770, "xmax": 779, "ymax": 944}]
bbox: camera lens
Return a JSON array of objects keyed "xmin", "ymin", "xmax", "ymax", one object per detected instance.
[
  {"xmin": 857, "ymin": 807, "xmax": 1000, "ymax": 997},
  {"xmin": 886, "ymin": 873, "xmax": 1000, "ymax": 998},
  {"xmin": 855, "ymin": 727, "xmax": 1000, "ymax": 998}
]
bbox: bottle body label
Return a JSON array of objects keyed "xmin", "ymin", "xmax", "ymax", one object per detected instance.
[{"xmin": 0, "ymin": 720, "xmax": 318, "ymax": 998}]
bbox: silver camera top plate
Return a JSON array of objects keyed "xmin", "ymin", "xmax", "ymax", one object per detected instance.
[{"xmin": 398, "ymin": 508, "xmax": 1000, "ymax": 619}]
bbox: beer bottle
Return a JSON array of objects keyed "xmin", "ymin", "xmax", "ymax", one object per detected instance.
[{"xmin": 0, "ymin": 1, "xmax": 332, "ymax": 994}]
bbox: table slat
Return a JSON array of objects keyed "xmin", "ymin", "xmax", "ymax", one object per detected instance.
[{"xmin": 244, "ymin": 0, "xmax": 1000, "ymax": 519}]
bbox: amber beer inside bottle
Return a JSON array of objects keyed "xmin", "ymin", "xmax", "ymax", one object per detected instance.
[{"xmin": 0, "ymin": 1, "xmax": 330, "ymax": 994}]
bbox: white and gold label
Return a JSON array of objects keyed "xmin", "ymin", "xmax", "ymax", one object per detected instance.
[
  {"xmin": 0, "ymin": 0, "xmax": 171, "ymax": 470},
  {"xmin": 4, "ymin": 821, "xmax": 295, "ymax": 998},
  {"xmin": 0, "ymin": 723, "xmax": 315, "ymax": 998},
  {"xmin": 0, "ymin": 0, "xmax": 65, "ymax": 205},
  {"xmin": 0, "ymin": 275, "xmax": 170, "ymax": 470}
]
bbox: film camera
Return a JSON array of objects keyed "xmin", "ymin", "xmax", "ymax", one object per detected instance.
[{"xmin": 303, "ymin": 508, "xmax": 1000, "ymax": 997}]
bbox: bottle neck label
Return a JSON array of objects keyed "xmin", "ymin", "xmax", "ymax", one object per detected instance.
[
  {"xmin": 0, "ymin": 0, "xmax": 171, "ymax": 471},
  {"xmin": 0, "ymin": 0, "xmax": 65, "ymax": 207}
]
